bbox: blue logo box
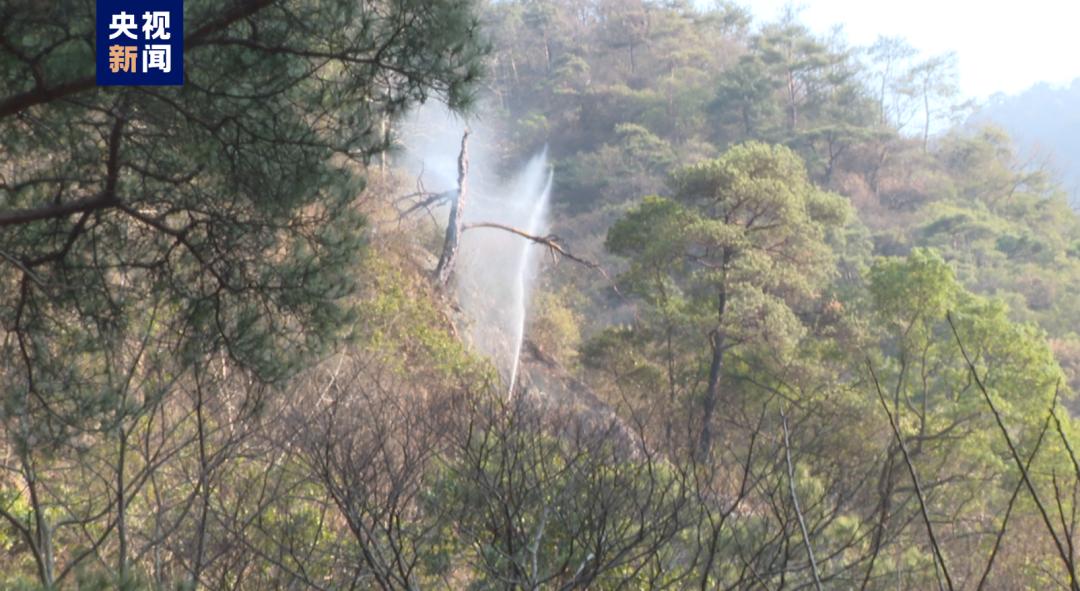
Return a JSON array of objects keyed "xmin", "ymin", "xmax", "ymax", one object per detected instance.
[{"xmin": 96, "ymin": 0, "xmax": 183, "ymax": 86}]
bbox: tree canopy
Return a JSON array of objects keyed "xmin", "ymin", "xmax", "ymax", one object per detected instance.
[{"xmin": 0, "ymin": 0, "xmax": 486, "ymax": 442}]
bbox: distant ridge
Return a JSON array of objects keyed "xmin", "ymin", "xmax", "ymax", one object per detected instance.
[{"xmin": 969, "ymin": 79, "xmax": 1080, "ymax": 203}]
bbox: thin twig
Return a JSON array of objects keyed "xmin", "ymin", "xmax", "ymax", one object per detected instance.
[
  {"xmin": 397, "ymin": 190, "xmax": 455, "ymax": 219},
  {"xmin": 977, "ymin": 405, "xmax": 1053, "ymax": 590},
  {"xmin": 778, "ymin": 404, "xmax": 823, "ymax": 591},
  {"xmin": 947, "ymin": 312, "xmax": 1079, "ymax": 591},
  {"xmin": 1049, "ymin": 382, "xmax": 1080, "ymax": 484},
  {"xmin": 867, "ymin": 359, "xmax": 954, "ymax": 591},
  {"xmin": 0, "ymin": 249, "xmax": 47, "ymax": 288}
]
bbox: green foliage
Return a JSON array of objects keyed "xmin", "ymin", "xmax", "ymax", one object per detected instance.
[
  {"xmin": 530, "ymin": 289, "xmax": 583, "ymax": 364},
  {"xmin": 0, "ymin": 0, "xmax": 488, "ymax": 443},
  {"xmin": 0, "ymin": 0, "xmax": 489, "ymax": 586},
  {"xmin": 610, "ymin": 142, "xmax": 850, "ymax": 347},
  {"xmin": 563, "ymin": 123, "xmax": 676, "ymax": 210},
  {"xmin": 431, "ymin": 400, "xmax": 687, "ymax": 589},
  {"xmin": 869, "ymin": 247, "xmax": 957, "ymax": 333},
  {"xmin": 356, "ymin": 248, "xmax": 491, "ymax": 385},
  {"xmin": 7, "ymin": 0, "xmax": 1080, "ymax": 588}
]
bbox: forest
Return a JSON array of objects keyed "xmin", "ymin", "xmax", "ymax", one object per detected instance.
[{"xmin": 3, "ymin": 0, "xmax": 1080, "ymax": 588}]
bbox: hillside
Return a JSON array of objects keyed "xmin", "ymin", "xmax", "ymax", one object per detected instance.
[
  {"xmin": 477, "ymin": 1, "xmax": 1080, "ymax": 389},
  {"xmin": 4, "ymin": 1, "xmax": 1080, "ymax": 589}
]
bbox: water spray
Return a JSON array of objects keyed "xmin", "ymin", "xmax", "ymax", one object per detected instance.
[{"xmin": 507, "ymin": 168, "xmax": 553, "ymax": 398}]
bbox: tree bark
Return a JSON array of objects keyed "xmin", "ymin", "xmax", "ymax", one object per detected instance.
[
  {"xmin": 434, "ymin": 130, "xmax": 470, "ymax": 285},
  {"xmin": 699, "ymin": 330, "xmax": 724, "ymax": 459},
  {"xmin": 698, "ymin": 275, "xmax": 728, "ymax": 459}
]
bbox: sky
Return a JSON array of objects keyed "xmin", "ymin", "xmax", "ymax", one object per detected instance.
[{"xmin": 739, "ymin": 0, "xmax": 1080, "ymax": 100}]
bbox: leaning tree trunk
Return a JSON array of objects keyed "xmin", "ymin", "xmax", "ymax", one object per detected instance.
[{"xmin": 434, "ymin": 130, "xmax": 470, "ymax": 285}]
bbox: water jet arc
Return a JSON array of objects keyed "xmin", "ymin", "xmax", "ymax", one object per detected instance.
[{"xmin": 507, "ymin": 168, "xmax": 553, "ymax": 398}]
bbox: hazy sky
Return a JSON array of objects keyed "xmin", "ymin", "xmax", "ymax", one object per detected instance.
[{"xmin": 741, "ymin": 0, "xmax": 1080, "ymax": 100}]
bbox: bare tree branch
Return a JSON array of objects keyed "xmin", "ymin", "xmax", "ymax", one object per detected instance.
[
  {"xmin": 948, "ymin": 312, "xmax": 1079, "ymax": 591},
  {"xmin": 0, "ymin": 113, "xmax": 125, "ymax": 228},
  {"xmin": 462, "ymin": 221, "xmax": 615, "ymax": 286},
  {"xmin": 867, "ymin": 359, "xmax": 954, "ymax": 591},
  {"xmin": 397, "ymin": 189, "xmax": 455, "ymax": 220},
  {"xmin": 779, "ymin": 404, "xmax": 823, "ymax": 591},
  {"xmin": 977, "ymin": 405, "xmax": 1053, "ymax": 590}
]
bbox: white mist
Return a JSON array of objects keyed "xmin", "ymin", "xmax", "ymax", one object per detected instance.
[{"xmin": 399, "ymin": 106, "xmax": 553, "ymax": 394}]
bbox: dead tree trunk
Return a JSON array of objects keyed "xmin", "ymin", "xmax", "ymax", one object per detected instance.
[{"xmin": 434, "ymin": 130, "xmax": 469, "ymax": 285}]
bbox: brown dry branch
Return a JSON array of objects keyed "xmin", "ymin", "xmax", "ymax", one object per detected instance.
[{"xmin": 462, "ymin": 221, "xmax": 616, "ymax": 291}]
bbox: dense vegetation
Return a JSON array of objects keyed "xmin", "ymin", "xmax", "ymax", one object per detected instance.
[{"xmin": 3, "ymin": 0, "xmax": 1080, "ymax": 589}]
